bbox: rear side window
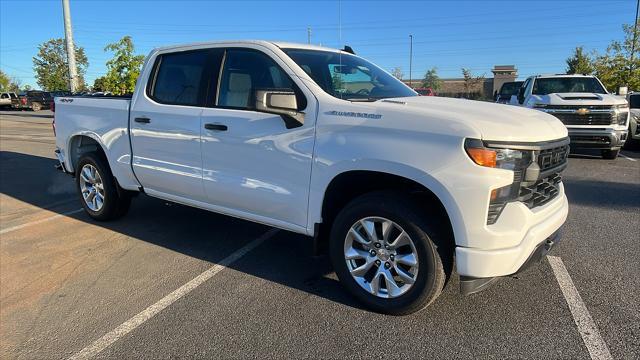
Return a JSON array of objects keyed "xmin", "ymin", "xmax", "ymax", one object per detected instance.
[
  {"xmin": 217, "ymin": 49, "xmax": 305, "ymax": 110},
  {"xmin": 149, "ymin": 50, "xmax": 209, "ymax": 106}
]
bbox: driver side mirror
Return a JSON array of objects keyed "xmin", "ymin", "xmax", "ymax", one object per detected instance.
[
  {"xmin": 517, "ymin": 87, "xmax": 525, "ymax": 104},
  {"xmin": 255, "ymin": 90, "xmax": 304, "ymax": 128}
]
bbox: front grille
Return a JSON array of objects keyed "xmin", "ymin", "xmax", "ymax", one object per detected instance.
[
  {"xmin": 518, "ymin": 173, "xmax": 562, "ymax": 209},
  {"xmin": 550, "ymin": 112, "xmax": 614, "ymax": 125},
  {"xmin": 536, "ymin": 144, "xmax": 569, "ymax": 171},
  {"xmin": 544, "ymin": 105, "xmax": 612, "ymax": 110},
  {"xmin": 571, "ymin": 135, "xmax": 611, "ymax": 145}
]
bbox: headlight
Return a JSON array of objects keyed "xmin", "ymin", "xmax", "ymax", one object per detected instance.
[
  {"xmin": 464, "ymin": 138, "xmax": 532, "ymax": 170},
  {"xmin": 614, "ymin": 105, "xmax": 629, "ymax": 125},
  {"xmin": 465, "ymin": 138, "xmax": 534, "ymax": 225},
  {"xmin": 615, "ymin": 104, "xmax": 629, "ymax": 110}
]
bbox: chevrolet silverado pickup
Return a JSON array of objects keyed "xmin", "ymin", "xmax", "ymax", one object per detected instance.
[
  {"xmin": 513, "ymin": 74, "xmax": 629, "ymax": 159},
  {"xmin": 54, "ymin": 41, "xmax": 569, "ymax": 314}
]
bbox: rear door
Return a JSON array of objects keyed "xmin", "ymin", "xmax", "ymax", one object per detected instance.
[{"xmin": 129, "ymin": 48, "xmax": 222, "ymax": 201}]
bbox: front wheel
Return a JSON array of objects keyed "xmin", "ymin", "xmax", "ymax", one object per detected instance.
[
  {"xmin": 76, "ymin": 152, "xmax": 131, "ymax": 221},
  {"xmin": 329, "ymin": 191, "xmax": 447, "ymax": 315},
  {"xmin": 601, "ymin": 149, "xmax": 619, "ymax": 159}
]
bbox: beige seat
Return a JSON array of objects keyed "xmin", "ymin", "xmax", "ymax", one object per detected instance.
[{"xmin": 221, "ymin": 72, "xmax": 252, "ymax": 108}]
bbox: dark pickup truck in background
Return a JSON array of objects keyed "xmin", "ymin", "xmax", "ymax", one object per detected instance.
[{"xmin": 12, "ymin": 90, "xmax": 53, "ymax": 111}]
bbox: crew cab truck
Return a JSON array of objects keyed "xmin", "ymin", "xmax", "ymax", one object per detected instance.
[
  {"xmin": 54, "ymin": 41, "xmax": 569, "ymax": 314},
  {"xmin": 514, "ymin": 74, "xmax": 629, "ymax": 159}
]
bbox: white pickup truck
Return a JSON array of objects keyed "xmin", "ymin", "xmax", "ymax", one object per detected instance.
[
  {"xmin": 513, "ymin": 74, "xmax": 629, "ymax": 159},
  {"xmin": 54, "ymin": 41, "xmax": 569, "ymax": 314}
]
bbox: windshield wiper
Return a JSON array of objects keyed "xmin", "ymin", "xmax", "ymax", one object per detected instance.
[{"xmin": 344, "ymin": 97, "xmax": 381, "ymax": 102}]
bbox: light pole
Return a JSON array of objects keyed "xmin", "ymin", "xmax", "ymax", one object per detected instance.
[
  {"xmin": 409, "ymin": 34, "xmax": 413, "ymax": 89},
  {"xmin": 62, "ymin": 0, "xmax": 78, "ymax": 92}
]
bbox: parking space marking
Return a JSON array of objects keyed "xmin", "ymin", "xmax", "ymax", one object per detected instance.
[
  {"xmin": 547, "ymin": 256, "xmax": 612, "ymax": 360},
  {"xmin": 0, "ymin": 208, "xmax": 83, "ymax": 236},
  {"xmin": 67, "ymin": 228, "xmax": 280, "ymax": 360},
  {"xmin": 619, "ymin": 153, "xmax": 637, "ymax": 162}
]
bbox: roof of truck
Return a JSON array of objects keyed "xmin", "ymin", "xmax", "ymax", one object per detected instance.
[
  {"xmin": 153, "ymin": 40, "xmax": 345, "ymax": 54},
  {"xmin": 532, "ymin": 74, "xmax": 596, "ymax": 78}
]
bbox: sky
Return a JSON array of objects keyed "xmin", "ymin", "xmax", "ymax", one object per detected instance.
[{"xmin": 0, "ymin": 0, "xmax": 636, "ymax": 89}]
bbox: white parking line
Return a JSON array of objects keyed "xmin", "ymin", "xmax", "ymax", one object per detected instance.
[
  {"xmin": 67, "ymin": 228, "xmax": 280, "ymax": 360},
  {"xmin": 547, "ymin": 256, "xmax": 613, "ymax": 360},
  {"xmin": 0, "ymin": 208, "xmax": 84, "ymax": 235},
  {"xmin": 619, "ymin": 153, "xmax": 636, "ymax": 162}
]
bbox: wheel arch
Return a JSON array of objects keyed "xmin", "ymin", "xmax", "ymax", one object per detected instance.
[
  {"xmin": 311, "ymin": 164, "xmax": 465, "ymax": 256},
  {"xmin": 66, "ymin": 132, "xmax": 110, "ymax": 174}
]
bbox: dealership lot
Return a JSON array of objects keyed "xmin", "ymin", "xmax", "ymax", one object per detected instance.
[{"xmin": 1, "ymin": 110, "xmax": 638, "ymax": 359}]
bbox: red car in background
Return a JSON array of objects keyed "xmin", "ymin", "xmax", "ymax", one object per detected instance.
[{"xmin": 414, "ymin": 87, "xmax": 436, "ymax": 96}]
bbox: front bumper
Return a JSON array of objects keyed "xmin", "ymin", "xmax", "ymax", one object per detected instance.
[
  {"xmin": 567, "ymin": 128, "xmax": 627, "ymax": 149},
  {"xmin": 456, "ymin": 187, "xmax": 568, "ymax": 279},
  {"xmin": 460, "ymin": 229, "xmax": 562, "ymax": 295}
]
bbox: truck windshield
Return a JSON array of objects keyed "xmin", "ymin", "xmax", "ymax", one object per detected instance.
[
  {"xmin": 532, "ymin": 77, "xmax": 607, "ymax": 95},
  {"xmin": 283, "ymin": 49, "xmax": 417, "ymax": 101},
  {"xmin": 499, "ymin": 82, "xmax": 523, "ymax": 95}
]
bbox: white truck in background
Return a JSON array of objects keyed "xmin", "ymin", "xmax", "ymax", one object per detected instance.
[
  {"xmin": 513, "ymin": 74, "xmax": 629, "ymax": 159},
  {"xmin": 53, "ymin": 41, "xmax": 569, "ymax": 314}
]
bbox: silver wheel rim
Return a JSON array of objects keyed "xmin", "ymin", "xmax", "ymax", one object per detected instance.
[
  {"xmin": 79, "ymin": 164, "xmax": 105, "ymax": 212},
  {"xmin": 344, "ymin": 217, "xmax": 419, "ymax": 298}
]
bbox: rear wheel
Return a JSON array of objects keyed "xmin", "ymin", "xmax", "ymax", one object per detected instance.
[
  {"xmin": 329, "ymin": 191, "xmax": 447, "ymax": 315},
  {"xmin": 76, "ymin": 152, "xmax": 131, "ymax": 221},
  {"xmin": 31, "ymin": 102, "xmax": 41, "ymax": 111},
  {"xmin": 601, "ymin": 149, "xmax": 619, "ymax": 159}
]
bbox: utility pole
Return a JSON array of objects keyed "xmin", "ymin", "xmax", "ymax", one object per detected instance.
[
  {"xmin": 307, "ymin": 27, "xmax": 312, "ymax": 44},
  {"xmin": 62, "ymin": 0, "xmax": 78, "ymax": 92},
  {"xmin": 629, "ymin": 0, "xmax": 639, "ymax": 85},
  {"xmin": 409, "ymin": 34, "xmax": 413, "ymax": 89}
]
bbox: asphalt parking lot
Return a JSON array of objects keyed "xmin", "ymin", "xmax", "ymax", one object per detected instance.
[{"xmin": 1, "ymin": 109, "xmax": 638, "ymax": 360}]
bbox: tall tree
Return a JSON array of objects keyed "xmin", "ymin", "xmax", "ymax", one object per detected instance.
[
  {"xmin": 566, "ymin": 46, "xmax": 594, "ymax": 74},
  {"xmin": 32, "ymin": 38, "xmax": 88, "ymax": 91},
  {"xmin": 593, "ymin": 23, "xmax": 640, "ymax": 92},
  {"xmin": 103, "ymin": 36, "xmax": 145, "ymax": 95},
  {"xmin": 92, "ymin": 76, "xmax": 107, "ymax": 92},
  {"xmin": 0, "ymin": 70, "xmax": 9, "ymax": 91},
  {"xmin": 391, "ymin": 67, "xmax": 404, "ymax": 80},
  {"xmin": 461, "ymin": 68, "xmax": 485, "ymax": 97},
  {"xmin": 422, "ymin": 67, "xmax": 442, "ymax": 91}
]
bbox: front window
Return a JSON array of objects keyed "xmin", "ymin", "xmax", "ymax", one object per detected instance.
[
  {"xmin": 283, "ymin": 49, "xmax": 417, "ymax": 101},
  {"xmin": 499, "ymin": 82, "xmax": 522, "ymax": 95},
  {"xmin": 532, "ymin": 77, "xmax": 607, "ymax": 95},
  {"xmin": 629, "ymin": 94, "xmax": 640, "ymax": 109}
]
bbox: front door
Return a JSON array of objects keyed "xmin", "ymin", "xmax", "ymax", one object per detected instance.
[{"xmin": 200, "ymin": 48, "xmax": 315, "ymax": 229}]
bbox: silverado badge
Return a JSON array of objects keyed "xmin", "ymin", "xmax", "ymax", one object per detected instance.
[{"xmin": 576, "ymin": 108, "xmax": 590, "ymax": 115}]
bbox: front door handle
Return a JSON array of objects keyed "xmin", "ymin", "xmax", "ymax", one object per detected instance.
[
  {"xmin": 204, "ymin": 123, "xmax": 228, "ymax": 131},
  {"xmin": 134, "ymin": 117, "xmax": 151, "ymax": 124}
]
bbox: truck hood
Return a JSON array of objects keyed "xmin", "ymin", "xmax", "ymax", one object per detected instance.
[
  {"xmin": 374, "ymin": 96, "xmax": 568, "ymax": 143},
  {"xmin": 528, "ymin": 92, "xmax": 627, "ymax": 106}
]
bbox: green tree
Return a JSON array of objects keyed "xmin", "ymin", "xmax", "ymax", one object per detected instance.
[
  {"xmin": 32, "ymin": 38, "xmax": 88, "ymax": 91},
  {"xmin": 0, "ymin": 70, "xmax": 9, "ymax": 91},
  {"xmin": 566, "ymin": 46, "xmax": 594, "ymax": 74},
  {"xmin": 92, "ymin": 76, "xmax": 107, "ymax": 92},
  {"xmin": 102, "ymin": 36, "xmax": 145, "ymax": 95},
  {"xmin": 461, "ymin": 68, "xmax": 485, "ymax": 97},
  {"xmin": 391, "ymin": 67, "xmax": 403, "ymax": 80},
  {"xmin": 593, "ymin": 23, "xmax": 640, "ymax": 92},
  {"xmin": 422, "ymin": 67, "xmax": 442, "ymax": 91}
]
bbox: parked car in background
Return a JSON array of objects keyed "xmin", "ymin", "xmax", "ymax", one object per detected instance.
[
  {"xmin": 514, "ymin": 74, "xmax": 629, "ymax": 159},
  {"xmin": 415, "ymin": 87, "xmax": 436, "ymax": 96},
  {"xmin": 13, "ymin": 90, "xmax": 53, "ymax": 111},
  {"xmin": 53, "ymin": 40, "xmax": 569, "ymax": 315},
  {"xmin": 624, "ymin": 92, "xmax": 639, "ymax": 149},
  {"xmin": 0, "ymin": 92, "xmax": 18, "ymax": 108},
  {"xmin": 495, "ymin": 81, "xmax": 523, "ymax": 103}
]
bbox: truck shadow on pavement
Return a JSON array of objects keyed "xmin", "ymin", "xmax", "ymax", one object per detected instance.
[
  {"xmin": 2, "ymin": 151, "xmax": 638, "ymax": 311},
  {"xmin": 0, "ymin": 150, "xmax": 363, "ymax": 311}
]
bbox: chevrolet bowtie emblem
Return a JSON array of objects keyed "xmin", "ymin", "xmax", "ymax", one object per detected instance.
[{"xmin": 576, "ymin": 108, "xmax": 590, "ymax": 115}]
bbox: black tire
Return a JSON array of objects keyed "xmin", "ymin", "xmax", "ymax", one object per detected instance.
[
  {"xmin": 601, "ymin": 149, "xmax": 620, "ymax": 159},
  {"xmin": 76, "ymin": 152, "xmax": 131, "ymax": 221},
  {"xmin": 329, "ymin": 191, "xmax": 447, "ymax": 315},
  {"xmin": 31, "ymin": 102, "xmax": 41, "ymax": 111}
]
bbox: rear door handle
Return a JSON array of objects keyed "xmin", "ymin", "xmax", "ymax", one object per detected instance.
[
  {"xmin": 134, "ymin": 117, "xmax": 151, "ymax": 124},
  {"xmin": 204, "ymin": 123, "xmax": 228, "ymax": 131}
]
